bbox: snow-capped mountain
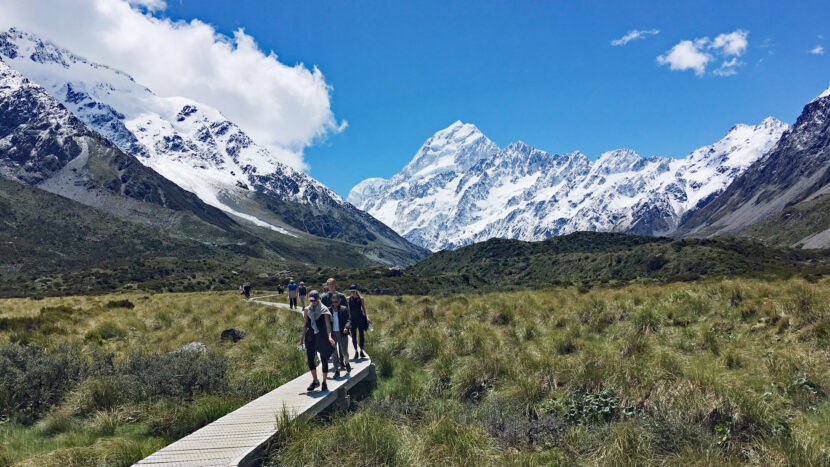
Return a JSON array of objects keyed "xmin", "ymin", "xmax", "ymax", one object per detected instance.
[
  {"xmin": 349, "ymin": 119, "xmax": 788, "ymax": 251},
  {"xmin": 0, "ymin": 57, "xmax": 235, "ymax": 231},
  {"xmin": 677, "ymin": 85, "xmax": 830, "ymax": 248},
  {"xmin": 0, "ymin": 28, "xmax": 428, "ymax": 264}
]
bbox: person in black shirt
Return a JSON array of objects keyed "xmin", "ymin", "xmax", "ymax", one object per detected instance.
[
  {"xmin": 347, "ymin": 284, "xmax": 371, "ymax": 359},
  {"xmin": 299, "ymin": 290, "xmax": 335, "ymax": 392}
]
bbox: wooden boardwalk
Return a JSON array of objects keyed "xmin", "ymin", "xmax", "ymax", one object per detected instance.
[{"xmin": 135, "ymin": 299, "xmax": 374, "ymax": 467}]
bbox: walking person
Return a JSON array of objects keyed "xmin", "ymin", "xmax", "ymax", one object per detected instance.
[
  {"xmin": 298, "ymin": 281, "xmax": 307, "ymax": 309},
  {"xmin": 321, "ymin": 278, "xmax": 347, "ymax": 311},
  {"xmin": 329, "ymin": 293, "xmax": 352, "ymax": 377},
  {"xmin": 277, "ymin": 284, "xmax": 284, "ymax": 295},
  {"xmin": 299, "ymin": 291, "xmax": 335, "ymax": 392},
  {"xmin": 287, "ymin": 279, "xmax": 298, "ymax": 309},
  {"xmin": 243, "ymin": 282, "xmax": 252, "ymax": 300},
  {"xmin": 347, "ymin": 284, "xmax": 371, "ymax": 359}
]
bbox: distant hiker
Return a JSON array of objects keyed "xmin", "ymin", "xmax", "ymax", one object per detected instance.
[
  {"xmin": 348, "ymin": 284, "xmax": 371, "ymax": 359},
  {"xmin": 298, "ymin": 281, "xmax": 308, "ymax": 309},
  {"xmin": 299, "ymin": 290, "xmax": 335, "ymax": 392},
  {"xmin": 243, "ymin": 282, "xmax": 251, "ymax": 300},
  {"xmin": 287, "ymin": 279, "xmax": 298, "ymax": 309},
  {"xmin": 277, "ymin": 284, "xmax": 284, "ymax": 295},
  {"xmin": 329, "ymin": 293, "xmax": 352, "ymax": 377}
]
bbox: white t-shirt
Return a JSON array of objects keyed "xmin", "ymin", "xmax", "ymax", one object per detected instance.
[{"xmin": 331, "ymin": 307, "xmax": 340, "ymax": 332}]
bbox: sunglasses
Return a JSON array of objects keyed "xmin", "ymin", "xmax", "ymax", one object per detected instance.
[{"xmin": 309, "ymin": 298, "xmax": 319, "ymax": 302}]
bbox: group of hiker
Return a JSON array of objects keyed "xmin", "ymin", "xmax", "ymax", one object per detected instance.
[
  {"xmin": 300, "ymin": 277, "xmax": 371, "ymax": 392},
  {"xmin": 240, "ymin": 277, "xmax": 372, "ymax": 392}
]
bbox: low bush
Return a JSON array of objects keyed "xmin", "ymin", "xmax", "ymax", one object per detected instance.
[
  {"xmin": 122, "ymin": 351, "xmax": 228, "ymax": 400},
  {"xmin": 105, "ymin": 299, "xmax": 135, "ymax": 309},
  {"xmin": 0, "ymin": 343, "xmax": 85, "ymax": 419}
]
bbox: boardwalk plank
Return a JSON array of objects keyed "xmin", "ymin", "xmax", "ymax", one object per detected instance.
[{"xmin": 135, "ymin": 300, "xmax": 373, "ymax": 467}]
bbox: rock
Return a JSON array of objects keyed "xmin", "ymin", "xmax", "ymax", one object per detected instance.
[
  {"xmin": 171, "ymin": 342, "xmax": 210, "ymax": 354},
  {"xmin": 221, "ymin": 328, "xmax": 248, "ymax": 343}
]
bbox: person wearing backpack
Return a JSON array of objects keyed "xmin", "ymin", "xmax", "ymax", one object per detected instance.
[
  {"xmin": 287, "ymin": 279, "xmax": 298, "ymax": 309},
  {"xmin": 242, "ymin": 282, "xmax": 252, "ymax": 300},
  {"xmin": 347, "ymin": 284, "xmax": 371, "ymax": 359},
  {"xmin": 298, "ymin": 281, "xmax": 307, "ymax": 309},
  {"xmin": 299, "ymin": 290, "xmax": 335, "ymax": 392},
  {"xmin": 329, "ymin": 293, "xmax": 352, "ymax": 377}
]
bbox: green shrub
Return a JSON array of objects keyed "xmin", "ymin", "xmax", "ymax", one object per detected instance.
[
  {"xmin": 122, "ymin": 351, "xmax": 228, "ymax": 400},
  {"xmin": 105, "ymin": 299, "xmax": 135, "ymax": 309},
  {"xmin": 0, "ymin": 343, "xmax": 85, "ymax": 418},
  {"xmin": 483, "ymin": 396, "xmax": 565, "ymax": 448}
]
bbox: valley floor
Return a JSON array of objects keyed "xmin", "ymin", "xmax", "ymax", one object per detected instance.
[{"xmin": 1, "ymin": 277, "xmax": 829, "ymax": 465}]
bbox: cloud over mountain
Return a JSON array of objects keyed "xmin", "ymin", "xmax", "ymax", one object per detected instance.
[{"xmin": 0, "ymin": 0, "xmax": 344, "ymax": 170}]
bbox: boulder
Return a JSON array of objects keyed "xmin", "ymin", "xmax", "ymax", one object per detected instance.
[
  {"xmin": 221, "ymin": 328, "xmax": 248, "ymax": 343},
  {"xmin": 171, "ymin": 342, "xmax": 210, "ymax": 354}
]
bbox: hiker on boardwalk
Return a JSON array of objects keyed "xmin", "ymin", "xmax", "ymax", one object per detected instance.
[
  {"xmin": 287, "ymin": 279, "xmax": 298, "ymax": 309},
  {"xmin": 298, "ymin": 281, "xmax": 307, "ymax": 309},
  {"xmin": 321, "ymin": 278, "xmax": 347, "ymax": 311},
  {"xmin": 348, "ymin": 284, "xmax": 371, "ymax": 359},
  {"xmin": 243, "ymin": 282, "xmax": 252, "ymax": 300},
  {"xmin": 329, "ymin": 293, "xmax": 352, "ymax": 377},
  {"xmin": 299, "ymin": 290, "xmax": 335, "ymax": 392}
]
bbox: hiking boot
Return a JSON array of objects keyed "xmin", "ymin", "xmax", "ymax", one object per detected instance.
[
  {"xmin": 321, "ymin": 381, "xmax": 328, "ymax": 392},
  {"xmin": 360, "ymin": 350, "xmax": 366, "ymax": 359},
  {"xmin": 307, "ymin": 380, "xmax": 319, "ymax": 391},
  {"xmin": 333, "ymin": 370, "xmax": 340, "ymax": 379}
]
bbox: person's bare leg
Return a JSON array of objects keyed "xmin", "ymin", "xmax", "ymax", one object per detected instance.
[{"xmin": 310, "ymin": 369, "xmax": 318, "ymax": 381}]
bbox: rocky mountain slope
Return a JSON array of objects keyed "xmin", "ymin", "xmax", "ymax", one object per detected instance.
[
  {"xmin": 0, "ymin": 28, "xmax": 428, "ymax": 265},
  {"xmin": 677, "ymin": 87, "xmax": 830, "ymax": 248},
  {"xmin": 0, "ymin": 60, "xmax": 434, "ymax": 297},
  {"xmin": 0, "ymin": 58, "xmax": 236, "ymax": 232},
  {"xmin": 350, "ymin": 119, "xmax": 787, "ymax": 251}
]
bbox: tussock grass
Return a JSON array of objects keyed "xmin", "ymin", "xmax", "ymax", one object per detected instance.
[{"xmin": 3, "ymin": 277, "xmax": 830, "ymax": 465}]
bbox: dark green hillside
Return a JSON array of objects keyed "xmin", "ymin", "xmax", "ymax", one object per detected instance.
[
  {"xmin": 402, "ymin": 232, "xmax": 830, "ymax": 293},
  {"xmin": 0, "ymin": 179, "xmax": 385, "ymax": 297}
]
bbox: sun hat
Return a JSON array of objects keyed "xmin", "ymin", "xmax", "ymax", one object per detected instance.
[{"xmin": 349, "ymin": 284, "xmax": 358, "ymax": 291}]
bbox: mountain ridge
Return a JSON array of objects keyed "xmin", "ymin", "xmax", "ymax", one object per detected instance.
[
  {"xmin": 0, "ymin": 28, "xmax": 428, "ymax": 265},
  {"xmin": 676, "ymin": 87, "xmax": 830, "ymax": 248},
  {"xmin": 349, "ymin": 116, "xmax": 787, "ymax": 251}
]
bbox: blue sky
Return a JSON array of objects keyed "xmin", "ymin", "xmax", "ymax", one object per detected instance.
[{"xmin": 162, "ymin": 0, "xmax": 829, "ymax": 197}]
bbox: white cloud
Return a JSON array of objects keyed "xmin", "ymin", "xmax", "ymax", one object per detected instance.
[
  {"xmin": 713, "ymin": 57, "xmax": 741, "ymax": 76},
  {"xmin": 656, "ymin": 39, "xmax": 712, "ymax": 76},
  {"xmin": 0, "ymin": 0, "xmax": 344, "ymax": 170},
  {"xmin": 809, "ymin": 45, "xmax": 825, "ymax": 55},
  {"xmin": 657, "ymin": 29, "xmax": 749, "ymax": 77},
  {"xmin": 611, "ymin": 29, "xmax": 660, "ymax": 46},
  {"xmin": 710, "ymin": 30, "xmax": 748, "ymax": 56}
]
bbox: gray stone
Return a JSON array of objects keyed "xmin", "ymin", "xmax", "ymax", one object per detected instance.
[
  {"xmin": 221, "ymin": 328, "xmax": 248, "ymax": 343},
  {"xmin": 171, "ymin": 342, "xmax": 210, "ymax": 354}
]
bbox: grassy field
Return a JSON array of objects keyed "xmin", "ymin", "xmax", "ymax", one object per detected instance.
[{"xmin": 1, "ymin": 277, "xmax": 829, "ymax": 465}]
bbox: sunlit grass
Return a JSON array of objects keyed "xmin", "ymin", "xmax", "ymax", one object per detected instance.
[{"xmin": 2, "ymin": 276, "xmax": 830, "ymax": 465}]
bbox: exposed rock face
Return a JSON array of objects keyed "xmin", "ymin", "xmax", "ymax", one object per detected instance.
[
  {"xmin": 0, "ymin": 28, "xmax": 428, "ymax": 265},
  {"xmin": 677, "ymin": 86, "xmax": 830, "ymax": 248},
  {"xmin": 0, "ymin": 57, "xmax": 236, "ymax": 230}
]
